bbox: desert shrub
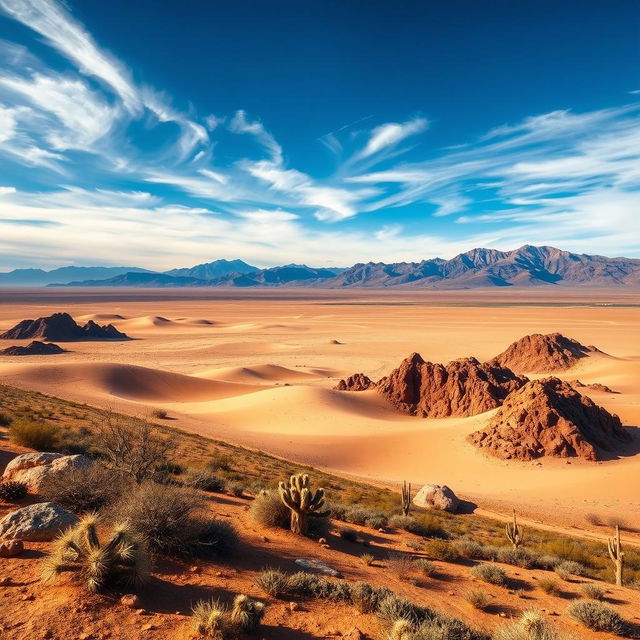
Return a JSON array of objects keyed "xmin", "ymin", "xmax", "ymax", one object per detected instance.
[
  {"xmin": 351, "ymin": 581, "xmax": 389, "ymax": 613},
  {"xmin": 554, "ymin": 560, "xmax": 585, "ymax": 581},
  {"xmin": 150, "ymin": 408, "xmax": 169, "ymax": 420},
  {"xmin": 454, "ymin": 539, "xmax": 486, "ymax": 559},
  {"xmin": 365, "ymin": 515, "xmax": 388, "ymax": 530},
  {"xmin": 339, "ymin": 527, "xmax": 359, "ymax": 543},
  {"xmin": 567, "ymin": 601, "xmax": 627, "ymax": 635},
  {"xmin": 535, "ymin": 554, "xmax": 562, "ymax": 570},
  {"xmin": 207, "ymin": 451, "xmax": 233, "ymax": 472},
  {"xmin": 424, "ymin": 539, "xmax": 459, "ymax": 562},
  {"xmin": 414, "ymin": 558, "xmax": 437, "ymax": 577},
  {"xmin": 496, "ymin": 547, "xmax": 535, "ymax": 569},
  {"xmin": 230, "ymin": 594, "xmax": 265, "ymax": 632},
  {"xmin": 493, "ymin": 610, "xmax": 562, "ymax": 640},
  {"xmin": 184, "ymin": 469, "xmax": 226, "ymax": 493},
  {"xmin": 109, "ymin": 482, "xmax": 237, "ymax": 558},
  {"xmin": 191, "ymin": 599, "xmax": 228, "ymax": 638},
  {"xmin": 471, "ymin": 563, "xmax": 507, "ymax": 586},
  {"xmin": 580, "ymin": 583, "xmax": 606, "ymax": 600},
  {"xmin": 0, "ymin": 410, "xmax": 13, "ymax": 427},
  {"xmin": 388, "ymin": 552, "xmax": 415, "ymax": 580},
  {"xmin": 10, "ymin": 418, "xmax": 59, "ymax": 450},
  {"xmin": 537, "ymin": 539, "xmax": 590, "ymax": 566},
  {"xmin": 585, "ymin": 513, "xmax": 602, "ymax": 527},
  {"xmin": 256, "ymin": 569, "xmax": 288, "ymax": 597},
  {"xmin": 464, "ymin": 589, "xmax": 490, "ymax": 610},
  {"xmin": 389, "ymin": 514, "xmax": 415, "ymax": 530},
  {"xmin": 377, "ymin": 594, "xmax": 425, "ymax": 624},
  {"xmin": 248, "ymin": 490, "xmax": 290, "ymax": 529},
  {"xmin": 94, "ymin": 412, "xmax": 174, "ymax": 484},
  {"xmin": 156, "ymin": 461, "xmax": 184, "ymax": 475},
  {"xmin": 41, "ymin": 463, "xmax": 125, "ymax": 513},
  {"xmin": 0, "ymin": 480, "xmax": 27, "ymax": 502},
  {"xmin": 328, "ymin": 504, "xmax": 388, "ymax": 528},
  {"xmin": 360, "ymin": 553, "xmax": 375, "ymax": 566},
  {"xmin": 406, "ymin": 539, "xmax": 423, "ymax": 551},
  {"xmin": 538, "ymin": 577, "xmax": 562, "ymax": 596},
  {"xmin": 42, "ymin": 515, "xmax": 149, "ymax": 592},
  {"xmin": 225, "ymin": 481, "xmax": 245, "ymax": 498}
]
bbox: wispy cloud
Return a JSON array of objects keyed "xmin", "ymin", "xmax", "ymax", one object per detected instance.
[{"xmin": 357, "ymin": 117, "xmax": 428, "ymax": 159}]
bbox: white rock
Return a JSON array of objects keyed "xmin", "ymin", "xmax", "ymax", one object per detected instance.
[
  {"xmin": 412, "ymin": 484, "xmax": 460, "ymax": 513},
  {"xmin": 0, "ymin": 502, "xmax": 78, "ymax": 541},
  {"xmin": 2, "ymin": 452, "xmax": 91, "ymax": 492}
]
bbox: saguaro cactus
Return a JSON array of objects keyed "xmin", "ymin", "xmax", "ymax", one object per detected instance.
[
  {"xmin": 278, "ymin": 473, "xmax": 329, "ymax": 535},
  {"xmin": 608, "ymin": 525, "xmax": 624, "ymax": 586},
  {"xmin": 401, "ymin": 480, "xmax": 412, "ymax": 516},
  {"xmin": 505, "ymin": 508, "xmax": 525, "ymax": 549}
]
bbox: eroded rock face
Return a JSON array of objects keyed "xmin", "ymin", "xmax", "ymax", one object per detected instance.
[
  {"xmin": 412, "ymin": 484, "xmax": 459, "ymax": 512},
  {"xmin": 0, "ymin": 341, "xmax": 66, "ymax": 356},
  {"xmin": 376, "ymin": 353, "xmax": 527, "ymax": 417},
  {"xmin": 2, "ymin": 452, "xmax": 91, "ymax": 492},
  {"xmin": 468, "ymin": 377, "xmax": 629, "ymax": 461},
  {"xmin": 0, "ymin": 312, "xmax": 129, "ymax": 342},
  {"xmin": 0, "ymin": 502, "xmax": 78, "ymax": 541},
  {"xmin": 491, "ymin": 333, "xmax": 601, "ymax": 373},
  {"xmin": 335, "ymin": 373, "xmax": 375, "ymax": 391}
]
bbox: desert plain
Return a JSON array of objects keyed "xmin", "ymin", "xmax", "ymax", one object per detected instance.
[{"xmin": 1, "ymin": 287, "xmax": 639, "ymax": 539}]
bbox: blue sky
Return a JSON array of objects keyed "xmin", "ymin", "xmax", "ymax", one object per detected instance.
[{"xmin": 0, "ymin": 0, "xmax": 639, "ymax": 270}]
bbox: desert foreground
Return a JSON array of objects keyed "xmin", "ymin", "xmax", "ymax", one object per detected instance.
[{"xmin": 1, "ymin": 287, "xmax": 639, "ymax": 535}]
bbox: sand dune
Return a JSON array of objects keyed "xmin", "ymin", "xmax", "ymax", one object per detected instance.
[
  {"xmin": 0, "ymin": 361, "xmax": 262, "ymax": 403},
  {"xmin": 196, "ymin": 363, "xmax": 334, "ymax": 384},
  {"xmin": 75, "ymin": 313, "xmax": 127, "ymax": 322}
]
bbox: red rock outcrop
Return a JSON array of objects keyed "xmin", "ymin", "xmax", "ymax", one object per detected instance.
[
  {"xmin": 468, "ymin": 377, "xmax": 629, "ymax": 461},
  {"xmin": 491, "ymin": 333, "xmax": 601, "ymax": 373},
  {"xmin": 0, "ymin": 312, "xmax": 129, "ymax": 342},
  {"xmin": 375, "ymin": 353, "xmax": 527, "ymax": 418},
  {"xmin": 335, "ymin": 373, "xmax": 375, "ymax": 391},
  {"xmin": 0, "ymin": 341, "xmax": 66, "ymax": 356},
  {"xmin": 570, "ymin": 379, "xmax": 617, "ymax": 394}
]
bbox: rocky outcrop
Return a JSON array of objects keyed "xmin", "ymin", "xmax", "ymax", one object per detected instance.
[
  {"xmin": 0, "ymin": 502, "xmax": 78, "ymax": 541},
  {"xmin": 412, "ymin": 484, "xmax": 459, "ymax": 512},
  {"xmin": 468, "ymin": 377, "xmax": 630, "ymax": 461},
  {"xmin": 0, "ymin": 341, "xmax": 66, "ymax": 356},
  {"xmin": 0, "ymin": 540, "xmax": 24, "ymax": 557},
  {"xmin": 570, "ymin": 380, "xmax": 617, "ymax": 394},
  {"xmin": 2, "ymin": 452, "xmax": 92, "ymax": 492},
  {"xmin": 376, "ymin": 353, "xmax": 527, "ymax": 417},
  {"xmin": 335, "ymin": 373, "xmax": 375, "ymax": 391},
  {"xmin": 0, "ymin": 312, "xmax": 129, "ymax": 342},
  {"xmin": 491, "ymin": 333, "xmax": 601, "ymax": 373}
]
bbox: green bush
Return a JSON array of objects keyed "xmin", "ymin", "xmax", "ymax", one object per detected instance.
[
  {"xmin": 10, "ymin": 418, "xmax": 59, "ymax": 450},
  {"xmin": 471, "ymin": 563, "xmax": 507, "ymax": 586},
  {"xmin": 41, "ymin": 463, "xmax": 125, "ymax": 513},
  {"xmin": 567, "ymin": 601, "xmax": 627, "ymax": 635}
]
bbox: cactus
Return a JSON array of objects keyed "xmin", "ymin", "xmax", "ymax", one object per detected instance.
[
  {"xmin": 0, "ymin": 480, "xmax": 28, "ymax": 502},
  {"xmin": 191, "ymin": 599, "xmax": 227, "ymax": 638},
  {"xmin": 42, "ymin": 514, "xmax": 149, "ymax": 592},
  {"xmin": 505, "ymin": 508, "xmax": 524, "ymax": 549},
  {"xmin": 278, "ymin": 473, "xmax": 330, "ymax": 535},
  {"xmin": 230, "ymin": 594, "xmax": 265, "ymax": 631},
  {"xmin": 401, "ymin": 480, "xmax": 412, "ymax": 517},
  {"xmin": 608, "ymin": 525, "xmax": 624, "ymax": 586}
]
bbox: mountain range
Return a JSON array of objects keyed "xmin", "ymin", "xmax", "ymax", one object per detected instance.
[{"xmin": 2, "ymin": 246, "xmax": 639, "ymax": 289}]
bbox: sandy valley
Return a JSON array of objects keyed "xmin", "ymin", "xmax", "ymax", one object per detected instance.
[{"xmin": 1, "ymin": 287, "xmax": 639, "ymax": 536}]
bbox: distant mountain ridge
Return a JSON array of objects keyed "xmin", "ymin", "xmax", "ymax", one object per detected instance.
[{"xmin": 3, "ymin": 246, "xmax": 640, "ymax": 288}]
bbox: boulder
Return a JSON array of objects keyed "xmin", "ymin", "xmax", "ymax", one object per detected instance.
[
  {"xmin": 468, "ymin": 377, "xmax": 630, "ymax": 461},
  {"xmin": 0, "ymin": 341, "xmax": 66, "ymax": 356},
  {"xmin": 376, "ymin": 353, "xmax": 527, "ymax": 418},
  {"xmin": 2, "ymin": 452, "xmax": 92, "ymax": 492},
  {"xmin": 413, "ymin": 484, "xmax": 460, "ymax": 513},
  {"xmin": 0, "ymin": 502, "xmax": 78, "ymax": 541},
  {"xmin": 294, "ymin": 558, "xmax": 342, "ymax": 577},
  {"xmin": 0, "ymin": 540, "xmax": 24, "ymax": 557}
]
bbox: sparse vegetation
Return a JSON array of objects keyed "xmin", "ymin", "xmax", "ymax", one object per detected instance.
[
  {"xmin": 554, "ymin": 560, "xmax": 585, "ymax": 581},
  {"xmin": 339, "ymin": 526, "xmax": 359, "ymax": 542},
  {"xmin": 0, "ymin": 480, "xmax": 28, "ymax": 502},
  {"xmin": 183, "ymin": 468, "xmax": 226, "ymax": 493},
  {"xmin": 109, "ymin": 482, "xmax": 237, "ymax": 558},
  {"xmin": 493, "ymin": 610, "xmax": 563, "ymax": 640},
  {"xmin": 471, "ymin": 563, "xmax": 507, "ymax": 586},
  {"xmin": 248, "ymin": 489, "xmax": 290, "ymax": 529},
  {"xmin": 538, "ymin": 577, "xmax": 562, "ymax": 596},
  {"xmin": 567, "ymin": 600, "xmax": 628, "ymax": 635},
  {"xmin": 150, "ymin": 408, "xmax": 169, "ymax": 420},
  {"xmin": 424, "ymin": 539, "xmax": 459, "ymax": 562},
  {"xmin": 387, "ymin": 552, "xmax": 415, "ymax": 580},
  {"xmin": 580, "ymin": 582, "xmax": 606, "ymax": 600},
  {"xmin": 505, "ymin": 509, "xmax": 525, "ymax": 549},
  {"xmin": 360, "ymin": 553, "xmax": 375, "ymax": 566},
  {"xmin": 256, "ymin": 568, "xmax": 289, "ymax": 597},
  {"xmin": 414, "ymin": 558, "xmax": 437, "ymax": 577},
  {"xmin": 191, "ymin": 599, "xmax": 227, "ymax": 638},
  {"xmin": 229, "ymin": 594, "xmax": 265, "ymax": 632},
  {"xmin": 464, "ymin": 588, "xmax": 491, "ymax": 610},
  {"xmin": 41, "ymin": 463, "xmax": 124, "ymax": 513},
  {"xmin": 10, "ymin": 418, "xmax": 59, "ymax": 450},
  {"xmin": 42, "ymin": 514, "xmax": 149, "ymax": 592}
]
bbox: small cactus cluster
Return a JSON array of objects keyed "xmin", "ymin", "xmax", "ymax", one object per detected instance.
[
  {"xmin": 191, "ymin": 594, "xmax": 265, "ymax": 638},
  {"xmin": 0, "ymin": 480, "xmax": 28, "ymax": 502},
  {"xmin": 42, "ymin": 514, "xmax": 149, "ymax": 592},
  {"xmin": 278, "ymin": 473, "xmax": 330, "ymax": 535},
  {"xmin": 401, "ymin": 480, "xmax": 411, "ymax": 517},
  {"xmin": 505, "ymin": 508, "xmax": 525, "ymax": 549}
]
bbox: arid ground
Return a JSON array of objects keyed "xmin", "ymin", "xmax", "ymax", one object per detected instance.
[{"xmin": 1, "ymin": 287, "xmax": 639, "ymax": 535}]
